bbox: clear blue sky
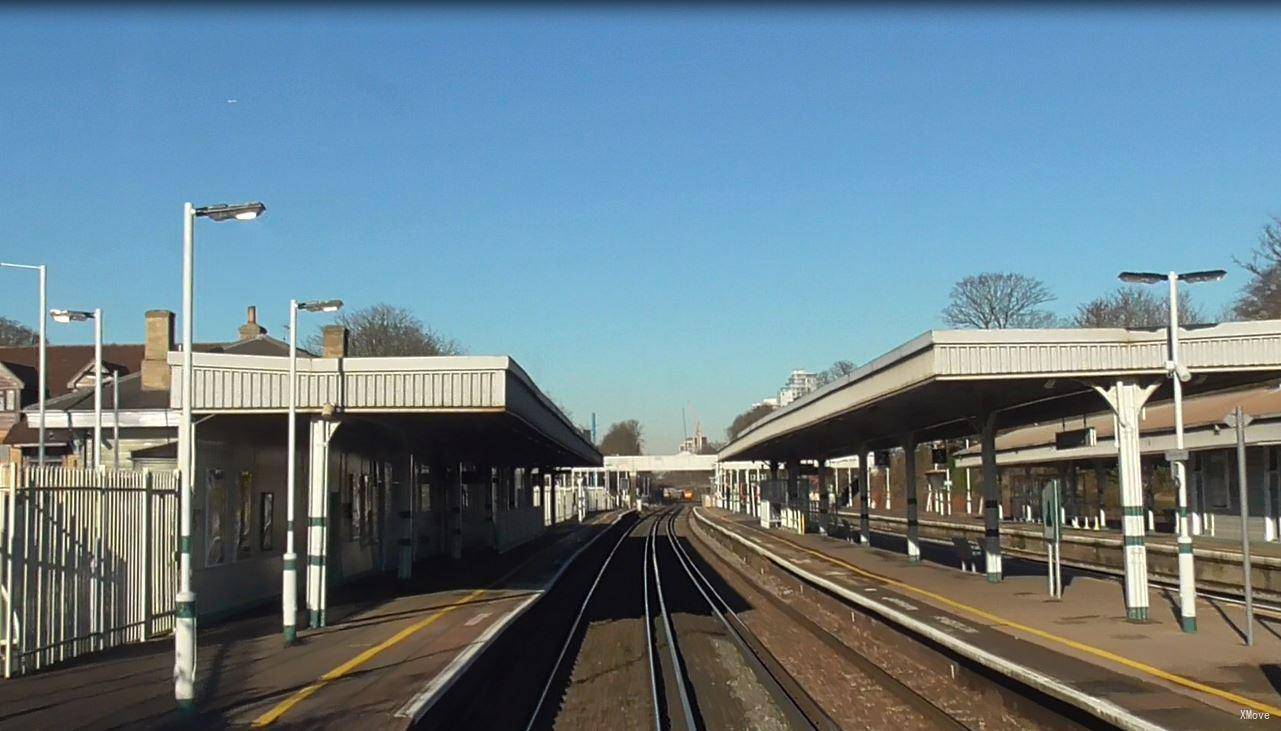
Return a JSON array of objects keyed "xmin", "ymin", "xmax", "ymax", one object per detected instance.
[{"xmin": 2, "ymin": 6, "xmax": 1279, "ymax": 453}]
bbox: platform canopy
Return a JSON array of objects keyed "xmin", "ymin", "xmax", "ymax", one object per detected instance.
[
  {"xmin": 167, "ymin": 351, "xmax": 601, "ymax": 467},
  {"xmin": 720, "ymin": 321, "xmax": 1281, "ymax": 462}
]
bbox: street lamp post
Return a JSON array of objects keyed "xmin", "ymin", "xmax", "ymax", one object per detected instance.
[
  {"xmin": 49, "ymin": 309, "xmax": 102, "ymax": 469},
  {"xmin": 112, "ymin": 369, "xmax": 120, "ymax": 469},
  {"xmin": 1, "ymin": 263, "xmax": 47, "ymax": 466},
  {"xmin": 283, "ymin": 298, "xmax": 342, "ymax": 645},
  {"xmin": 176, "ymin": 201, "xmax": 265, "ymax": 710},
  {"xmin": 1118, "ymin": 268, "xmax": 1227, "ymax": 634}
]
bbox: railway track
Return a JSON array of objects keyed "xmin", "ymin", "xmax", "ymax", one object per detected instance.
[
  {"xmin": 433, "ymin": 506, "xmax": 1032, "ymax": 729},
  {"xmin": 528, "ymin": 507, "xmax": 834, "ymax": 730}
]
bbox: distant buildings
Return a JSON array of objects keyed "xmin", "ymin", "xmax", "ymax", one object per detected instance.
[
  {"xmin": 776, "ymin": 369, "xmax": 818, "ymax": 407},
  {"xmin": 679, "ymin": 422, "xmax": 710, "ymax": 454}
]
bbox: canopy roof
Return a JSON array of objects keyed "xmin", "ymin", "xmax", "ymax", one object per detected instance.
[
  {"xmin": 163, "ymin": 351, "xmax": 600, "ymax": 467},
  {"xmin": 720, "ymin": 321, "xmax": 1281, "ymax": 462}
]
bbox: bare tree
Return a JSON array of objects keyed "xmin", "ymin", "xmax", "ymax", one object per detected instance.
[
  {"xmin": 815, "ymin": 359, "xmax": 856, "ymax": 387},
  {"xmin": 0, "ymin": 316, "xmax": 38, "ymax": 346},
  {"xmin": 726, "ymin": 403, "xmax": 776, "ymax": 441},
  {"xmin": 1073, "ymin": 286, "xmax": 1202, "ymax": 328},
  {"xmin": 599, "ymin": 419, "xmax": 644, "ymax": 455},
  {"xmin": 942, "ymin": 273, "xmax": 1058, "ymax": 328},
  {"xmin": 307, "ymin": 303, "xmax": 461, "ymax": 357},
  {"xmin": 1232, "ymin": 216, "xmax": 1281, "ymax": 320}
]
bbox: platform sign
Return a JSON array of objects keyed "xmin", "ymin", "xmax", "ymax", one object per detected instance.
[{"xmin": 1042, "ymin": 480, "xmax": 1063, "ymax": 598}]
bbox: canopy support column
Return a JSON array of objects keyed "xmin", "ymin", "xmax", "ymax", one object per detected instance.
[
  {"xmin": 1094, "ymin": 379, "xmax": 1160, "ymax": 622},
  {"xmin": 858, "ymin": 447, "xmax": 871, "ymax": 545},
  {"xmin": 903, "ymin": 437, "xmax": 920, "ymax": 563},
  {"xmin": 979, "ymin": 413, "xmax": 1002, "ymax": 582},
  {"xmin": 306, "ymin": 417, "xmax": 340, "ymax": 628}
]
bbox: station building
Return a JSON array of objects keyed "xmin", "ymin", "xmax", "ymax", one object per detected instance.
[{"xmin": 2, "ymin": 305, "xmax": 599, "ymax": 675}]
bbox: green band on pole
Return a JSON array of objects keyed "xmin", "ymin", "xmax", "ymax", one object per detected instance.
[
  {"xmin": 176, "ymin": 601, "xmax": 196, "ymax": 619},
  {"xmin": 307, "ymin": 517, "xmax": 326, "ymax": 527},
  {"xmin": 1122, "ymin": 506, "xmax": 1146, "ymax": 517},
  {"xmin": 307, "ymin": 555, "xmax": 325, "ymax": 567},
  {"xmin": 1124, "ymin": 535, "xmax": 1146, "ymax": 547},
  {"xmin": 179, "ymin": 536, "xmax": 191, "ymax": 553},
  {"xmin": 1127, "ymin": 606, "xmax": 1149, "ymax": 622},
  {"xmin": 283, "ymin": 557, "xmax": 297, "ymax": 570},
  {"xmin": 986, "ymin": 572, "xmax": 1002, "ymax": 583},
  {"xmin": 286, "ymin": 519, "xmax": 294, "ymax": 531},
  {"xmin": 1178, "ymin": 542, "xmax": 1194, "ymax": 554},
  {"xmin": 1181, "ymin": 616, "xmax": 1197, "ymax": 633}
]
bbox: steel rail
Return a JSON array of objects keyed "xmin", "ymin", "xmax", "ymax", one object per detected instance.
[
  {"xmin": 524, "ymin": 514, "xmax": 640, "ymax": 731},
  {"xmin": 649, "ymin": 509, "xmax": 696, "ymax": 731},
  {"xmin": 643, "ymin": 512, "xmax": 661, "ymax": 731},
  {"xmin": 662, "ymin": 509, "xmax": 829, "ymax": 731},
  {"xmin": 688, "ymin": 513, "xmax": 967, "ymax": 729}
]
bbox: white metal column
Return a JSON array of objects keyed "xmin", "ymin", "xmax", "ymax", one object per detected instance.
[
  {"xmin": 306, "ymin": 418, "xmax": 340, "ymax": 628},
  {"xmin": 980, "ymin": 414, "xmax": 1002, "ymax": 581},
  {"xmin": 1095, "ymin": 380, "xmax": 1159, "ymax": 622},
  {"xmin": 904, "ymin": 438, "xmax": 920, "ymax": 562}
]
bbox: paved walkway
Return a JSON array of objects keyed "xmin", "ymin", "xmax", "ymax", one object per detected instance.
[
  {"xmin": 0, "ymin": 512, "xmax": 623, "ymax": 730},
  {"xmin": 702, "ymin": 507, "xmax": 1281, "ymax": 727}
]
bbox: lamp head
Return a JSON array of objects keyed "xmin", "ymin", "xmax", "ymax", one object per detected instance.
[
  {"xmin": 49, "ymin": 309, "xmax": 92, "ymax": 324},
  {"xmin": 195, "ymin": 201, "xmax": 266, "ymax": 222},
  {"xmin": 299, "ymin": 299, "xmax": 343, "ymax": 313},
  {"xmin": 1117, "ymin": 271, "xmax": 1165, "ymax": 284},
  {"xmin": 1178, "ymin": 269, "xmax": 1227, "ymax": 284}
]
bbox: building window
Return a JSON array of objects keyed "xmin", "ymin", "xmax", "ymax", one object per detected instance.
[
  {"xmin": 259, "ymin": 492, "xmax": 275, "ymax": 552},
  {"xmin": 343, "ymin": 473, "xmax": 355, "ymax": 542},
  {"xmin": 1204, "ymin": 452, "xmax": 1231, "ymax": 510},
  {"xmin": 237, "ymin": 471, "xmax": 253, "ymax": 560},
  {"xmin": 205, "ymin": 468, "xmax": 227, "ymax": 566},
  {"xmin": 418, "ymin": 465, "xmax": 432, "ymax": 513}
]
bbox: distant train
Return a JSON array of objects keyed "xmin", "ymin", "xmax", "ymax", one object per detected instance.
[{"xmin": 651, "ymin": 486, "xmax": 698, "ymax": 504}]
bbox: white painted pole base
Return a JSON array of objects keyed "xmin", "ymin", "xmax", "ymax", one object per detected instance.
[
  {"xmin": 174, "ymin": 590, "xmax": 197, "ymax": 710},
  {"xmin": 1177, "ymin": 538, "xmax": 1197, "ymax": 632},
  {"xmin": 282, "ymin": 556, "xmax": 298, "ymax": 644}
]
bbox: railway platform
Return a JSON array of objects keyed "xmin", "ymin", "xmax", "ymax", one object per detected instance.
[
  {"xmin": 838, "ymin": 506, "xmax": 1281, "ymax": 601},
  {"xmin": 0, "ymin": 511, "xmax": 626, "ymax": 730},
  {"xmin": 700, "ymin": 507, "xmax": 1281, "ymax": 728}
]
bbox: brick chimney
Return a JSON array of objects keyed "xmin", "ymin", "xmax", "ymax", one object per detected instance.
[
  {"xmin": 237, "ymin": 305, "xmax": 267, "ymax": 341},
  {"xmin": 141, "ymin": 310, "xmax": 174, "ymax": 391},
  {"xmin": 322, "ymin": 325, "xmax": 349, "ymax": 358}
]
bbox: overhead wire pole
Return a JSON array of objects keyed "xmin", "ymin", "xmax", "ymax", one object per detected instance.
[{"xmin": 1119, "ymin": 268, "xmax": 1226, "ymax": 633}]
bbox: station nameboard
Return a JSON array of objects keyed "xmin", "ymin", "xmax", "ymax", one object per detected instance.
[{"xmin": 1054, "ymin": 427, "xmax": 1097, "ymax": 450}]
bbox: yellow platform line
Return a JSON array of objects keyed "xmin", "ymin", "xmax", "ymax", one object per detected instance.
[
  {"xmin": 729, "ymin": 514, "xmax": 1281, "ymax": 718},
  {"xmin": 251, "ymin": 510, "xmax": 630, "ymax": 727},
  {"xmin": 251, "ymin": 588, "xmax": 489, "ymax": 727}
]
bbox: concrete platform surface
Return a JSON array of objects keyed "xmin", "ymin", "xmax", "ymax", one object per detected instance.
[
  {"xmin": 0, "ymin": 511, "xmax": 624, "ymax": 730},
  {"xmin": 703, "ymin": 507, "xmax": 1281, "ymax": 727}
]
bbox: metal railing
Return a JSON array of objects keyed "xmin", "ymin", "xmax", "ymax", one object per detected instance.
[{"xmin": 0, "ymin": 465, "xmax": 178, "ymax": 677}]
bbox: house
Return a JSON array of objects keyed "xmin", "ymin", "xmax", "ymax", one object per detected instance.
[{"xmin": 21, "ymin": 306, "xmax": 293, "ymax": 468}]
